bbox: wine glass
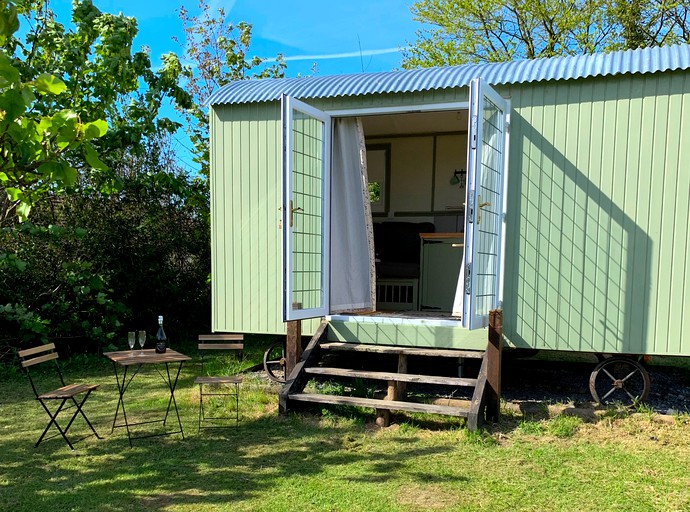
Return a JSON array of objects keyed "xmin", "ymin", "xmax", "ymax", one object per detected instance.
[
  {"xmin": 128, "ymin": 331, "xmax": 136, "ymax": 352},
  {"xmin": 138, "ymin": 330, "xmax": 146, "ymax": 355}
]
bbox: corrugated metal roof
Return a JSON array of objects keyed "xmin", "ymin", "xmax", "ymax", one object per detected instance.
[{"xmin": 208, "ymin": 43, "xmax": 690, "ymax": 106}]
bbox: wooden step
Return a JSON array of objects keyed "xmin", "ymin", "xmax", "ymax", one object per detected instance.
[
  {"xmin": 319, "ymin": 342, "xmax": 484, "ymax": 358},
  {"xmin": 289, "ymin": 393, "xmax": 470, "ymax": 417},
  {"xmin": 305, "ymin": 367, "xmax": 477, "ymax": 387}
]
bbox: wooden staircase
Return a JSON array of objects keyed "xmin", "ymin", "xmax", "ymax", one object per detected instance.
[{"xmin": 279, "ymin": 316, "xmax": 503, "ymax": 430}]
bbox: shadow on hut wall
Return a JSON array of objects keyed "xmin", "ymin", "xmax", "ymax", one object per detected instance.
[{"xmin": 501, "ymin": 75, "xmax": 672, "ymax": 356}]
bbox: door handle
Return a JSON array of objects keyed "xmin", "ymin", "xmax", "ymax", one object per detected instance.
[
  {"xmin": 477, "ymin": 195, "xmax": 491, "ymax": 225},
  {"xmin": 289, "ymin": 200, "xmax": 303, "ymax": 227}
]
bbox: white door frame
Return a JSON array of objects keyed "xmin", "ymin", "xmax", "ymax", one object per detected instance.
[
  {"xmin": 461, "ymin": 78, "xmax": 510, "ymax": 330},
  {"xmin": 282, "ymin": 95, "xmax": 332, "ymax": 321}
]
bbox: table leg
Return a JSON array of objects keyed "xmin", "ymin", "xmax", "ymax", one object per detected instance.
[
  {"xmin": 110, "ymin": 362, "xmax": 141, "ymax": 448},
  {"xmin": 161, "ymin": 362, "xmax": 185, "ymax": 439},
  {"xmin": 108, "ymin": 355, "xmax": 188, "ymax": 446},
  {"xmin": 110, "ymin": 362, "xmax": 124, "ymax": 433}
]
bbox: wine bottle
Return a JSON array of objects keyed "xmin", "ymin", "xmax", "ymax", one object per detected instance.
[{"xmin": 155, "ymin": 315, "xmax": 167, "ymax": 353}]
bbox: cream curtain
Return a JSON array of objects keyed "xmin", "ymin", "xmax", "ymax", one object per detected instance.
[{"xmin": 329, "ymin": 117, "xmax": 376, "ymax": 313}]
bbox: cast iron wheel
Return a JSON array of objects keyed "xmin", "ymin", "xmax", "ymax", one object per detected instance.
[
  {"xmin": 589, "ymin": 356, "xmax": 651, "ymax": 406},
  {"xmin": 263, "ymin": 342, "xmax": 286, "ymax": 383}
]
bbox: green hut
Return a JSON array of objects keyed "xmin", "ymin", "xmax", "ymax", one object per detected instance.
[{"xmin": 208, "ymin": 44, "xmax": 690, "ymax": 415}]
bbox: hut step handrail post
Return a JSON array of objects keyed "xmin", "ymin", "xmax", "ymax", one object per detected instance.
[
  {"xmin": 468, "ymin": 308, "xmax": 502, "ymax": 430},
  {"xmin": 279, "ymin": 321, "xmax": 328, "ymax": 415}
]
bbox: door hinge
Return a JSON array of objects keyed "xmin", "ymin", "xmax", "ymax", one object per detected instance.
[
  {"xmin": 464, "ymin": 262, "xmax": 472, "ymax": 295},
  {"xmin": 471, "ymin": 115, "xmax": 478, "ymax": 149},
  {"xmin": 467, "ymin": 194, "xmax": 474, "ymax": 224}
]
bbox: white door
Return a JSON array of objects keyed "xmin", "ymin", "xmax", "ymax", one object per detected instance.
[
  {"xmin": 462, "ymin": 78, "xmax": 509, "ymax": 329},
  {"xmin": 282, "ymin": 95, "xmax": 331, "ymax": 321}
]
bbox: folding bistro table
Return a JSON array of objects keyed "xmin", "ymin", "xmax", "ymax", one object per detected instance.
[{"xmin": 104, "ymin": 349, "xmax": 191, "ymax": 447}]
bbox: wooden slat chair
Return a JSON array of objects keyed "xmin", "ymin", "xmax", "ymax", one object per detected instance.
[
  {"xmin": 196, "ymin": 334, "xmax": 244, "ymax": 432},
  {"xmin": 18, "ymin": 343, "xmax": 101, "ymax": 450}
]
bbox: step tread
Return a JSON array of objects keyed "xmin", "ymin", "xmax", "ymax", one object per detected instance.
[
  {"xmin": 289, "ymin": 393, "xmax": 470, "ymax": 417},
  {"xmin": 305, "ymin": 367, "xmax": 477, "ymax": 387},
  {"xmin": 319, "ymin": 342, "xmax": 484, "ymax": 358}
]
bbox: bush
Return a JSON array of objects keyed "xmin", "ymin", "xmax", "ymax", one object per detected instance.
[{"xmin": 0, "ymin": 166, "xmax": 211, "ymax": 359}]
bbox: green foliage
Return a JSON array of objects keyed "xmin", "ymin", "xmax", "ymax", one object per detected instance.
[
  {"xmin": 403, "ymin": 0, "xmax": 690, "ymax": 67},
  {"xmin": 0, "ymin": 303, "xmax": 49, "ymax": 345},
  {"xmin": 0, "ymin": 221, "xmax": 126, "ymax": 354},
  {"xmin": 368, "ymin": 182, "xmax": 381, "ymax": 203},
  {"xmin": 0, "ymin": 1, "xmax": 111, "ymax": 221},
  {"xmin": 0, "ymin": 0, "xmax": 195, "ymax": 222},
  {"xmin": 0, "ymin": 2, "xmax": 208, "ymax": 358},
  {"xmin": 0, "ymin": 138, "xmax": 211, "ymax": 356},
  {"xmin": 351, "ymin": 377, "xmax": 376, "ymax": 398},
  {"xmin": 176, "ymin": 2, "xmax": 286, "ymax": 177}
]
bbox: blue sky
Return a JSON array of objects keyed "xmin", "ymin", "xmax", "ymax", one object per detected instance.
[
  {"xmin": 47, "ymin": 0, "xmax": 421, "ymax": 170},
  {"xmin": 51, "ymin": 0, "xmax": 419, "ymax": 76}
]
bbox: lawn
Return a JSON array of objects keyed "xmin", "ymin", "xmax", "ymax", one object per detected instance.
[{"xmin": 2, "ymin": 340, "xmax": 690, "ymax": 512}]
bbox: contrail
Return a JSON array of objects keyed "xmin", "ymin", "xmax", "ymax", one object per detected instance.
[{"xmin": 281, "ymin": 47, "xmax": 404, "ymax": 61}]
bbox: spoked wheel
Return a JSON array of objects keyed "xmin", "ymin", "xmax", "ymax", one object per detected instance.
[
  {"xmin": 263, "ymin": 342, "xmax": 286, "ymax": 383},
  {"xmin": 589, "ymin": 356, "xmax": 651, "ymax": 406}
]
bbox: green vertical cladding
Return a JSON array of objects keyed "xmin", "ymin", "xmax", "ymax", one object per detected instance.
[
  {"xmin": 211, "ymin": 70, "xmax": 690, "ymax": 355},
  {"xmin": 209, "ymin": 92, "xmax": 468, "ymax": 337},
  {"xmin": 211, "ymin": 102, "xmax": 324, "ymax": 335},
  {"xmin": 504, "ymin": 70, "xmax": 690, "ymax": 356}
]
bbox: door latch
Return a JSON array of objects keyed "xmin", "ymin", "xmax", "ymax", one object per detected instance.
[
  {"xmin": 289, "ymin": 200, "xmax": 303, "ymax": 227},
  {"xmin": 477, "ymin": 195, "xmax": 491, "ymax": 225}
]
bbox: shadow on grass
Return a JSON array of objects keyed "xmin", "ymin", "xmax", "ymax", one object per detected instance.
[
  {"xmin": 6, "ymin": 349, "xmax": 689, "ymax": 511},
  {"xmin": 0, "ymin": 414, "xmax": 468, "ymax": 511},
  {"xmin": 0, "ymin": 371, "xmax": 474, "ymax": 512}
]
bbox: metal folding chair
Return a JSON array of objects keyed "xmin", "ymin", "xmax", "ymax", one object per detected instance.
[
  {"xmin": 196, "ymin": 334, "xmax": 244, "ymax": 432},
  {"xmin": 18, "ymin": 343, "xmax": 101, "ymax": 450}
]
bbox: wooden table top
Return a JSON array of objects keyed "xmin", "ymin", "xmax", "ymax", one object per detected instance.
[{"xmin": 103, "ymin": 348, "xmax": 191, "ymax": 366}]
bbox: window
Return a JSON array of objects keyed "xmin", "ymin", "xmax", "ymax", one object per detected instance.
[{"xmin": 366, "ymin": 144, "xmax": 390, "ymax": 214}]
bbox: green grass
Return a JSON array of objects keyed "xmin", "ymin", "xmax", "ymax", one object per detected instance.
[
  {"xmin": 516, "ymin": 420, "xmax": 546, "ymax": 436},
  {"xmin": 2, "ymin": 348, "xmax": 690, "ymax": 511},
  {"xmin": 547, "ymin": 415, "xmax": 582, "ymax": 438}
]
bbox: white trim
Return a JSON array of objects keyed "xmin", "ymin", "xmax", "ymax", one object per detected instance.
[
  {"xmin": 326, "ymin": 101, "xmax": 470, "ymax": 117},
  {"xmin": 498, "ymin": 105, "xmax": 511, "ymax": 306},
  {"xmin": 281, "ymin": 95, "xmax": 287, "ymax": 320},
  {"xmin": 463, "ymin": 78, "xmax": 509, "ymax": 330},
  {"xmin": 462, "ymin": 79, "xmax": 481, "ymax": 328},
  {"xmin": 327, "ymin": 314, "xmax": 464, "ymax": 328},
  {"xmin": 283, "ymin": 96, "xmax": 332, "ymax": 321}
]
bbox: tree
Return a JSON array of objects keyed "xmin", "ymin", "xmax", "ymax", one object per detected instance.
[
  {"xmin": 175, "ymin": 2, "xmax": 286, "ymax": 177},
  {"xmin": 0, "ymin": 0, "xmax": 109, "ymax": 222},
  {"xmin": 0, "ymin": 1, "xmax": 207, "ymax": 354},
  {"xmin": 402, "ymin": 0, "xmax": 690, "ymax": 67},
  {"xmin": 0, "ymin": 0, "xmax": 193, "ymax": 223},
  {"xmin": 1, "ymin": 134, "xmax": 211, "ymax": 355}
]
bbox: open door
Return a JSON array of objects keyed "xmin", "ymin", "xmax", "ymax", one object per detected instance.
[
  {"xmin": 282, "ymin": 95, "xmax": 331, "ymax": 321},
  {"xmin": 462, "ymin": 78, "xmax": 509, "ymax": 329}
]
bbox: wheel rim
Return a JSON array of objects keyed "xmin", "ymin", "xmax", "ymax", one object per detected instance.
[
  {"xmin": 263, "ymin": 342, "xmax": 286, "ymax": 383},
  {"xmin": 589, "ymin": 356, "xmax": 651, "ymax": 406}
]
